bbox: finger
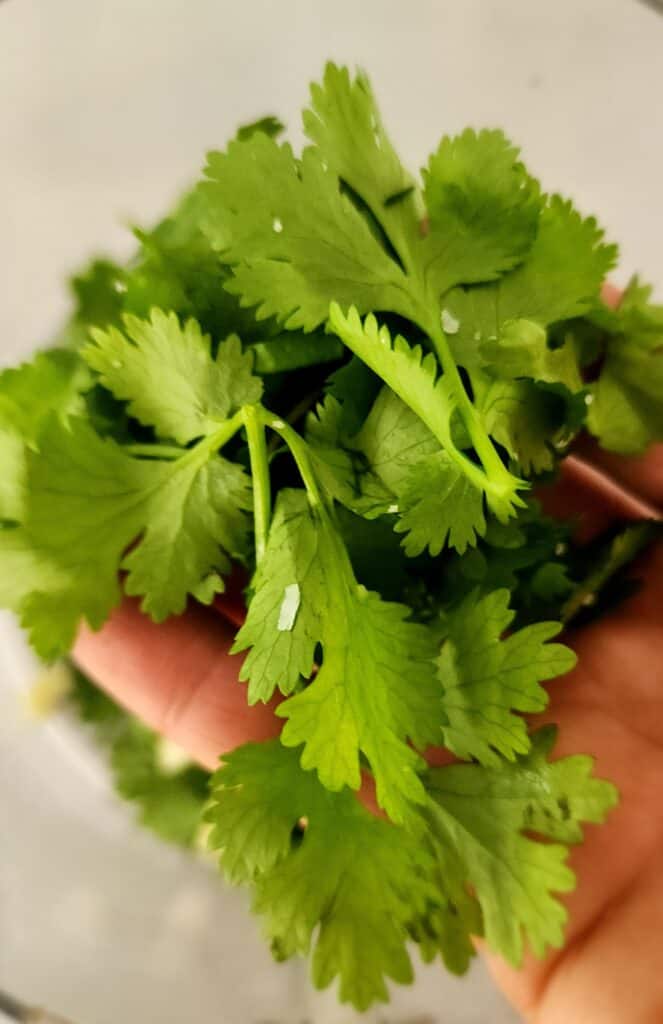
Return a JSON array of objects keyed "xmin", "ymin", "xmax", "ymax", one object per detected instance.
[
  {"xmin": 537, "ymin": 453, "xmax": 660, "ymax": 543},
  {"xmin": 73, "ymin": 599, "xmax": 280, "ymax": 770},
  {"xmin": 571, "ymin": 438, "xmax": 663, "ymax": 510}
]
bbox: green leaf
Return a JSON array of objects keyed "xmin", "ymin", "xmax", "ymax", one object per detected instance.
[
  {"xmin": 233, "ymin": 489, "xmax": 440, "ymax": 823},
  {"xmin": 56, "ymin": 258, "xmax": 126, "ymax": 348},
  {"xmin": 0, "ymin": 348, "xmax": 92, "ymax": 521},
  {"xmin": 421, "ymin": 129, "xmax": 540, "ymax": 297},
  {"xmin": 394, "ymin": 451, "xmax": 486, "ymax": 557},
  {"xmin": 85, "ymin": 310, "xmax": 262, "ymax": 445},
  {"xmin": 437, "ymin": 589, "xmax": 576, "ymax": 764},
  {"xmin": 122, "ymin": 187, "xmax": 264, "ymax": 343},
  {"xmin": 201, "ymin": 134, "xmax": 412, "ymax": 330},
  {"xmin": 328, "ymin": 305, "xmax": 526, "ymax": 522},
  {"xmin": 588, "ymin": 277, "xmax": 663, "ymax": 453},
  {"xmin": 249, "ymin": 331, "xmax": 343, "ymax": 374},
  {"xmin": 481, "ymin": 318, "xmax": 583, "ymax": 391},
  {"xmin": 306, "ymin": 388, "xmax": 485, "ymax": 555},
  {"xmin": 207, "ymin": 739, "xmax": 434, "ymax": 1010},
  {"xmin": 0, "ymin": 429, "xmax": 27, "ymax": 521},
  {"xmin": 235, "ymin": 115, "xmax": 285, "ymax": 141},
  {"xmin": 303, "ymin": 62, "xmax": 421, "ymax": 267},
  {"xmin": 0, "ymin": 348, "xmax": 91, "ymax": 442},
  {"xmin": 232, "ymin": 489, "xmax": 331, "ymax": 702},
  {"xmin": 447, "ymin": 195, "xmax": 617, "ymax": 372},
  {"xmin": 0, "ymin": 418, "xmax": 251, "ymax": 657},
  {"xmin": 478, "ymin": 375, "xmax": 584, "ymax": 474},
  {"xmin": 304, "ymin": 395, "xmax": 395, "ymax": 520},
  {"xmin": 426, "ymin": 727, "xmax": 617, "ymax": 964}
]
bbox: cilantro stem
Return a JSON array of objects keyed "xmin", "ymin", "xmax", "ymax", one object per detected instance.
[
  {"xmin": 125, "ymin": 443, "xmax": 184, "ymax": 460},
  {"xmin": 243, "ymin": 406, "xmax": 271, "ymax": 564},
  {"xmin": 425, "ymin": 315, "xmax": 527, "ymax": 509},
  {"xmin": 257, "ymin": 408, "xmax": 324, "ymax": 509},
  {"xmin": 189, "ymin": 409, "xmax": 246, "ymax": 462}
]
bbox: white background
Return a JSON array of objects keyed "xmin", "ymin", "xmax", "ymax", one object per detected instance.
[{"xmin": 1, "ymin": 1, "xmax": 662, "ymax": 1022}]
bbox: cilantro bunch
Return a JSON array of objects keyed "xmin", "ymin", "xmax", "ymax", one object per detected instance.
[{"xmin": 2, "ymin": 64, "xmax": 662, "ymax": 1011}]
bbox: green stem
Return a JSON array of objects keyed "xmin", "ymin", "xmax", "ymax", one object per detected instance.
[
  {"xmin": 257, "ymin": 407, "xmax": 324, "ymax": 509},
  {"xmin": 125, "ymin": 443, "xmax": 184, "ymax": 460},
  {"xmin": 425, "ymin": 315, "xmax": 524, "ymax": 502},
  {"xmin": 187, "ymin": 409, "xmax": 246, "ymax": 464},
  {"xmin": 243, "ymin": 406, "xmax": 271, "ymax": 565}
]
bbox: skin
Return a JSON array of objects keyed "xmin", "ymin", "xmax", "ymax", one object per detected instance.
[{"xmin": 72, "ymin": 289, "xmax": 663, "ymax": 1022}]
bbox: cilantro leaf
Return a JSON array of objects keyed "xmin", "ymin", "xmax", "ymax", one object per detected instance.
[
  {"xmin": 587, "ymin": 277, "xmax": 663, "ymax": 453},
  {"xmin": 437, "ymin": 589, "xmax": 576, "ymax": 763},
  {"xmin": 235, "ymin": 115, "xmax": 285, "ymax": 141},
  {"xmin": 447, "ymin": 196, "xmax": 617, "ymax": 373},
  {"xmin": 0, "ymin": 349, "xmax": 91, "ymax": 440},
  {"xmin": 207, "ymin": 739, "xmax": 434, "ymax": 1010},
  {"xmin": 56, "ymin": 258, "xmax": 126, "ymax": 348},
  {"xmin": 0, "ymin": 62, "xmax": 648, "ymax": 1014},
  {"xmin": 308, "ymin": 387, "xmax": 485, "ymax": 555},
  {"xmin": 233, "ymin": 489, "xmax": 440, "ymax": 823},
  {"xmin": 0, "ymin": 348, "xmax": 92, "ymax": 520},
  {"xmin": 201, "ymin": 134, "xmax": 411, "ymax": 330},
  {"xmin": 478, "ymin": 377, "xmax": 578, "ymax": 473},
  {"xmin": 0, "ymin": 418, "xmax": 250, "ymax": 657},
  {"xmin": 328, "ymin": 304, "xmax": 525, "ymax": 522},
  {"xmin": 394, "ymin": 451, "xmax": 486, "ymax": 556},
  {"xmin": 480, "ymin": 318, "xmax": 583, "ymax": 391},
  {"xmin": 305, "ymin": 396, "xmax": 394, "ymax": 519},
  {"xmin": 303, "ymin": 62, "xmax": 421, "ymax": 270},
  {"xmin": 421, "ymin": 129, "xmax": 540, "ymax": 296},
  {"xmin": 425, "ymin": 727, "xmax": 617, "ymax": 964},
  {"xmin": 84, "ymin": 310, "xmax": 262, "ymax": 444}
]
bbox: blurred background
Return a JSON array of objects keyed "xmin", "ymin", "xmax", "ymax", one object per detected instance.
[{"xmin": 1, "ymin": 1, "xmax": 661, "ymax": 1022}]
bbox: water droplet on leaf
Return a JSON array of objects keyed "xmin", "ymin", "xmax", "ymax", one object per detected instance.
[{"xmin": 441, "ymin": 309, "xmax": 460, "ymax": 334}]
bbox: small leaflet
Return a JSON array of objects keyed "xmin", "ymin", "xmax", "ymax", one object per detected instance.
[{"xmin": 277, "ymin": 582, "xmax": 301, "ymax": 632}]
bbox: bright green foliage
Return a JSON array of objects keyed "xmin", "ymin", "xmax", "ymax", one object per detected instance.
[
  {"xmin": 441, "ymin": 196, "xmax": 616, "ymax": 469},
  {"xmin": 0, "ymin": 348, "xmax": 91, "ymax": 440},
  {"xmin": 448, "ymin": 196, "xmax": 617, "ymax": 371},
  {"xmin": 327, "ymin": 304, "xmax": 525, "ymax": 522},
  {"xmin": 202, "ymin": 135, "xmax": 411, "ymax": 330},
  {"xmin": 85, "ymin": 310, "xmax": 262, "ymax": 444},
  {"xmin": 207, "ymin": 731, "xmax": 616, "ymax": 1003},
  {"xmin": 422, "ymin": 129, "xmax": 540, "ymax": 296},
  {"xmin": 0, "ymin": 417, "xmax": 250, "ymax": 657},
  {"xmin": 426, "ymin": 727, "xmax": 617, "ymax": 964},
  {"xmin": 480, "ymin": 318, "xmax": 583, "ymax": 391},
  {"xmin": 206, "ymin": 740, "xmax": 434, "ymax": 1010},
  {"xmin": 438, "ymin": 589, "xmax": 576, "ymax": 763},
  {"xmin": 2, "ymin": 61, "xmax": 655, "ymax": 1013},
  {"xmin": 588, "ymin": 277, "xmax": 663, "ymax": 453},
  {"xmin": 307, "ymin": 388, "xmax": 486, "ymax": 554},
  {"xmin": 479, "ymin": 377, "xmax": 574, "ymax": 473},
  {"xmin": 234, "ymin": 489, "xmax": 440, "ymax": 824},
  {"xmin": 303, "ymin": 62, "xmax": 421, "ymax": 280},
  {"xmin": 0, "ymin": 348, "xmax": 92, "ymax": 521},
  {"xmin": 394, "ymin": 452, "xmax": 486, "ymax": 556}
]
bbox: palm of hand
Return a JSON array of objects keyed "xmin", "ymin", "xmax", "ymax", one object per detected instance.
[{"xmin": 74, "ymin": 450, "xmax": 663, "ymax": 1024}]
